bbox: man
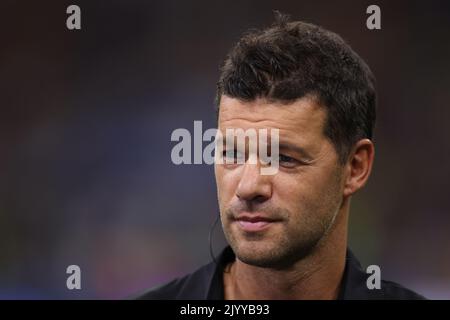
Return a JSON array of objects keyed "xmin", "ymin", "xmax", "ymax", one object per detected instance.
[{"xmin": 139, "ymin": 14, "xmax": 424, "ymax": 300}]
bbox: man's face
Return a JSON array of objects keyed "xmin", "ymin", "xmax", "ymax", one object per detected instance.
[{"xmin": 215, "ymin": 95, "xmax": 346, "ymax": 268}]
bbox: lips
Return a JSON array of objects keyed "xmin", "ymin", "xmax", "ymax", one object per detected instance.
[{"xmin": 233, "ymin": 214, "xmax": 280, "ymax": 232}]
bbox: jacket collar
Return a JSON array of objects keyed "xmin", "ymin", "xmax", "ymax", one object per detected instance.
[{"xmin": 205, "ymin": 246, "xmax": 380, "ymax": 299}]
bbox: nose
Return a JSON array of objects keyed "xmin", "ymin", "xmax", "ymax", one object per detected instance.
[{"xmin": 236, "ymin": 162, "xmax": 272, "ymax": 203}]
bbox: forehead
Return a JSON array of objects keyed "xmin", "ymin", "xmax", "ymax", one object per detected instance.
[{"xmin": 218, "ymin": 95, "xmax": 327, "ymax": 143}]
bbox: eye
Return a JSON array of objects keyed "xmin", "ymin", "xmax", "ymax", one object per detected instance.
[
  {"xmin": 279, "ymin": 154, "xmax": 298, "ymax": 168},
  {"xmin": 222, "ymin": 150, "xmax": 244, "ymax": 164}
]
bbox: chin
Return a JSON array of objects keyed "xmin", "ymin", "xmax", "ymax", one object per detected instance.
[
  {"xmin": 232, "ymin": 240, "xmax": 287, "ymax": 268},
  {"xmin": 232, "ymin": 234, "xmax": 322, "ymax": 269}
]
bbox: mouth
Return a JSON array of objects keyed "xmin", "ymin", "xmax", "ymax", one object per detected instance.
[{"xmin": 233, "ymin": 214, "xmax": 282, "ymax": 232}]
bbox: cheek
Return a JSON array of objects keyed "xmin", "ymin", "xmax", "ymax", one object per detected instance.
[
  {"xmin": 273, "ymin": 175, "xmax": 308, "ymax": 214},
  {"xmin": 215, "ymin": 166, "xmax": 238, "ymax": 203},
  {"xmin": 214, "ymin": 166, "xmax": 225, "ymax": 201},
  {"xmin": 273, "ymin": 170, "xmax": 338, "ymax": 209},
  {"xmin": 274, "ymin": 171, "xmax": 318, "ymax": 195}
]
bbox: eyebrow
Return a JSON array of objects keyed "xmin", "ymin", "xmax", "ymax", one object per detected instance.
[{"xmin": 278, "ymin": 142, "xmax": 314, "ymax": 161}]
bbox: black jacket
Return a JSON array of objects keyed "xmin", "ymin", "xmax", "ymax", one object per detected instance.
[{"xmin": 137, "ymin": 246, "xmax": 425, "ymax": 300}]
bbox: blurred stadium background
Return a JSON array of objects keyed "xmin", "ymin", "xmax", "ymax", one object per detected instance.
[{"xmin": 0, "ymin": 0, "xmax": 449, "ymax": 299}]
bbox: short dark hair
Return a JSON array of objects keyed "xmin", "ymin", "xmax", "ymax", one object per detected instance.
[{"xmin": 215, "ymin": 13, "xmax": 376, "ymax": 164}]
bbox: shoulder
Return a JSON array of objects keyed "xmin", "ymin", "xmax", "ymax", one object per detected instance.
[
  {"xmin": 134, "ymin": 261, "xmax": 218, "ymax": 300},
  {"xmin": 342, "ymin": 249, "xmax": 426, "ymax": 300},
  {"xmin": 378, "ymin": 279, "xmax": 426, "ymax": 300}
]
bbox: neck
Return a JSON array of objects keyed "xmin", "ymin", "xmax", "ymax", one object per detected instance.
[{"xmin": 224, "ymin": 199, "xmax": 349, "ymax": 300}]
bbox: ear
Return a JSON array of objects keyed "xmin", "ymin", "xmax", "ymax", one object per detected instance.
[{"xmin": 343, "ymin": 139, "xmax": 375, "ymax": 197}]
